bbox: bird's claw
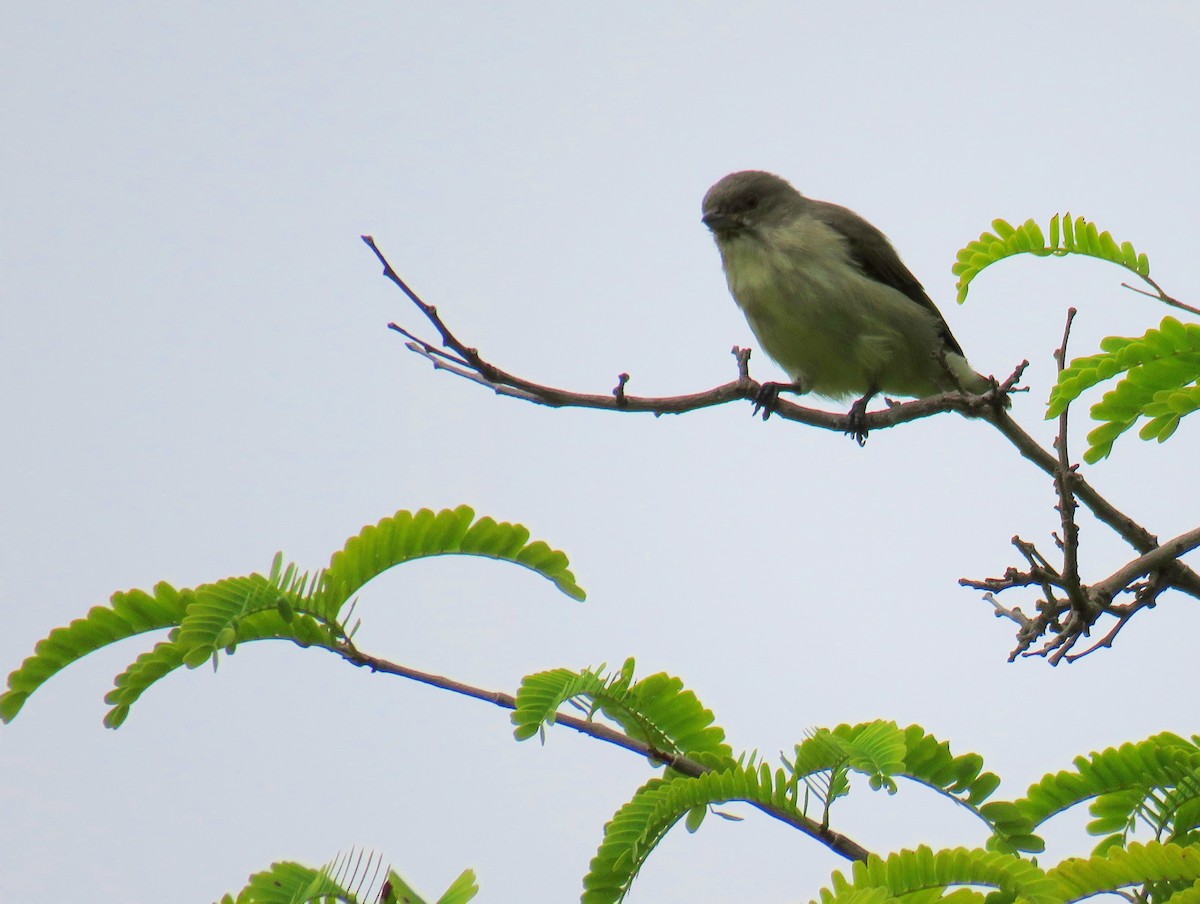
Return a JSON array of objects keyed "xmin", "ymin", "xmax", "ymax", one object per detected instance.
[
  {"xmin": 752, "ymin": 382, "xmax": 784, "ymax": 420},
  {"xmin": 845, "ymin": 392, "xmax": 876, "ymax": 446}
]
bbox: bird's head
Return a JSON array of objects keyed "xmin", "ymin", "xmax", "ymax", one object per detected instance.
[{"xmin": 701, "ymin": 170, "xmax": 804, "ymax": 240}]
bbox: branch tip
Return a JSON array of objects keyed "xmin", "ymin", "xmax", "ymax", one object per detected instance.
[{"xmin": 613, "ymin": 373, "xmax": 631, "ymax": 407}]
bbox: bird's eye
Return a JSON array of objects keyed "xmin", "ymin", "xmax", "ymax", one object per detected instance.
[{"xmin": 745, "ymin": 197, "xmax": 759, "ymax": 210}]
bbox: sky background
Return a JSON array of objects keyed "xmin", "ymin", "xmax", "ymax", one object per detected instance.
[{"xmin": 3, "ymin": 4, "xmax": 1200, "ymax": 902}]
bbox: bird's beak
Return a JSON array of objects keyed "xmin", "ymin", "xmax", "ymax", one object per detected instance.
[{"xmin": 702, "ymin": 211, "xmax": 739, "ymax": 235}]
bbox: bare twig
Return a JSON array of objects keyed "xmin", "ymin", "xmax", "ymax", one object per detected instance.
[
  {"xmin": 1065, "ymin": 574, "xmax": 1169, "ymax": 662},
  {"xmin": 613, "ymin": 373, "xmax": 631, "ymax": 407},
  {"xmin": 328, "ymin": 639, "xmax": 872, "ymax": 862},
  {"xmin": 1121, "ymin": 273, "xmax": 1200, "ymax": 318},
  {"xmin": 982, "ymin": 592, "xmax": 1031, "ymax": 628},
  {"xmin": 732, "ymin": 346, "xmax": 753, "ymax": 380},
  {"xmin": 978, "ymin": 407, "xmax": 1200, "ymax": 598}
]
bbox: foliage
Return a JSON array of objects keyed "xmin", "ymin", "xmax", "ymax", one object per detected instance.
[
  {"xmin": 1011, "ymin": 733, "xmax": 1200, "ymax": 854},
  {"xmin": 1047, "ymin": 316, "xmax": 1200, "ymax": 461},
  {"xmin": 1, "ymin": 506, "xmax": 583, "ymax": 727},
  {"xmin": 815, "ymin": 846, "xmax": 1058, "ymax": 904},
  {"xmin": 955, "ymin": 213, "xmax": 1200, "ymax": 460},
  {"xmin": 7, "ymin": 209, "xmax": 1200, "ymax": 902},
  {"xmin": 8, "ymin": 505, "xmax": 1200, "ymax": 901},
  {"xmin": 953, "ymin": 213, "xmax": 1150, "ymax": 304},
  {"xmin": 214, "ymin": 849, "xmax": 477, "ymax": 904},
  {"xmin": 583, "ymin": 764, "xmax": 802, "ymax": 903},
  {"xmin": 789, "ymin": 722, "xmax": 1039, "ymax": 854},
  {"xmin": 512, "ymin": 658, "xmax": 732, "ymax": 762}
]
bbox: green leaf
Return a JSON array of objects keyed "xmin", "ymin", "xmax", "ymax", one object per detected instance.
[
  {"xmin": 102, "ymin": 608, "xmax": 334, "ymax": 727},
  {"xmin": 815, "ymin": 846, "xmax": 1058, "ymax": 904},
  {"xmin": 787, "ymin": 723, "xmax": 1036, "ymax": 851},
  {"xmin": 1049, "ymin": 841, "xmax": 1200, "ymax": 900},
  {"xmin": 511, "ymin": 661, "xmax": 732, "ymax": 763},
  {"xmin": 216, "ymin": 849, "xmax": 469, "ymax": 904},
  {"xmin": 320, "ymin": 507, "xmax": 585, "ymax": 615},
  {"xmin": 955, "ymin": 212, "xmax": 1152, "ymax": 303},
  {"xmin": 583, "ymin": 765, "xmax": 801, "ymax": 903},
  {"xmin": 1010, "ymin": 733, "xmax": 1200, "ymax": 851},
  {"xmin": 222, "ymin": 859, "xmax": 346, "ymax": 904},
  {"xmin": 1, "ymin": 583, "xmax": 188, "ymax": 723},
  {"xmin": 1047, "ymin": 316, "xmax": 1200, "ymax": 459},
  {"xmin": 6, "ymin": 506, "xmax": 584, "ymax": 728},
  {"xmin": 436, "ymin": 869, "xmax": 480, "ymax": 904}
]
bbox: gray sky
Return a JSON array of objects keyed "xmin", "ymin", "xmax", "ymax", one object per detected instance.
[{"xmin": 3, "ymin": 4, "xmax": 1200, "ymax": 901}]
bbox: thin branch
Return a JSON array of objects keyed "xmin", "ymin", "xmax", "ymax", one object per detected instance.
[
  {"xmin": 1121, "ymin": 273, "xmax": 1200, "ymax": 318},
  {"xmin": 366, "ymin": 235, "xmax": 1013, "ymax": 434},
  {"xmin": 404, "ymin": 339, "xmax": 547, "ymax": 403},
  {"xmin": 1091, "ymin": 525, "xmax": 1200, "ymax": 603},
  {"xmin": 327, "ymin": 640, "xmax": 872, "ymax": 863},
  {"xmin": 1051, "ymin": 308, "xmax": 1089, "ymax": 619},
  {"xmin": 1065, "ymin": 574, "xmax": 1170, "ymax": 662},
  {"xmin": 982, "ymin": 591, "xmax": 1032, "ymax": 628},
  {"xmin": 390, "ymin": 319, "xmax": 769, "ymax": 415},
  {"xmin": 979, "ymin": 406, "xmax": 1200, "ymax": 598}
]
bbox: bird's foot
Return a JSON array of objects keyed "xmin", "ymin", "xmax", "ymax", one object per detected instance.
[
  {"xmin": 845, "ymin": 390, "xmax": 878, "ymax": 446},
  {"xmin": 752, "ymin": 380, "xmax": 804, "ymax": 421},
  {"xmin": 752, "ymin": 383, "xmax": 782, "ymax": 420}
]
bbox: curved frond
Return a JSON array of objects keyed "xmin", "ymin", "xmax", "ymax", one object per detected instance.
[
  {"xmin": 788, "ymin": 723, "xmax": 1038, "ymax": 853},
  {"xmin": 899, "ymin": 725, "xmax": 1039, "ymax": 854},
  {"xmin": 218, "ymin": 849, "xmax": 472, "ymax": 904},
  {"xmin": 582, "ymin": 764, "xmax": 800, "ymax": 903},
  {"xmin": 792, "ymin": 721, "xmax": 909, "ymax": 794},
  {"xmin": 512, "ymin": 665, "xmax": 614, "ymax": 740},
  {"xmin": 954, "ymin": 213, "xmax": 1151, "ymax": 303},
  {"xmin": 598, "ymin": 670, "xmax": 731, "ymax": 761},
  {"xmin": 318, "ymin": 506, "xmax": 585, "ymax": 618},
  {"xmin": 809, "ymin": 889, "xmax": 903, "ymax": 904},
  {"xmin": 842, "ymin": 721, "xmax": 906, "ymax": 791},
  {"xmin": 5, "ymin": 505, "xmax": 583, "ymax": 728},
  {"xmin": 1, "ymin": 583, "xmax": 188, "ymax": 723},
  {"xmin": 102, "ymin": 640, "xmax": 188, "ymax": 729},
  {"xmin": 901, "ymin": 724, "xmax": 1001, "ymax": 804},
  {"xmin": 103, "ymin": 608, "xmax": 335, "ymax": 728},
  {"xmin": 434, "ymin": 869, "xmax": 479, "ymax": 904},
  {"xmin": 816, "ymin": 846, "xmax": 1057, "ymax": 904},
  {"xmin": 512, "ymin": 659, "xmax": 731, "ymax": 762},
  {"xmin": 221, "ymin": 858, "xmax": 348, "ymax": 903},
  {"xmin": 1012, "ymin": 733, "xmax": 1200, "ymax": 848},
  {"xmin": 178, "ymin": 574, "xmax": 304, "ymax": 667},
  {"xmin": 1048, "ymin": 841, "xmax": 1200, "ymax": 902},
  {"xmin": 1046, "ymin": 317, "xmax": 1200, "ymax": 461}
]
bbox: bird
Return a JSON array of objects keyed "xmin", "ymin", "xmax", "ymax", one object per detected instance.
[{"xmin": 701, "ymin": 170, "xmax": 994, "ymax": 443}]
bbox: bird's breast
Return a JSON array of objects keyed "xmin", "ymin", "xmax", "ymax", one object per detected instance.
[
  {"xmin": 719, "ymin": 224, "xmax": 847, "ymax": 332},
  {"xmin": 715, "ymin": 220, "xmax": 944, "ymax": 399}
]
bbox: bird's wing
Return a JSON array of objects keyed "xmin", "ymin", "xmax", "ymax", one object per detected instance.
[{"xmin": 810, "ymin": 199, "xmax": 965, "ymax": 357}]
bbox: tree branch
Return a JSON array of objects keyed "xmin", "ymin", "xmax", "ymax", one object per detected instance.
[
  {"xmin": 1050, "ymin": 308, "xmax": 1090, "ymax": 620},
  {"xmin": 328, "ymin": 639, "xmax": 872, "ymax": 862},
  {"xmin": 1091, "ymin": 526, "xmax": 1200, "ymax": 603},
  {"xmin": 364, "ymin": 236, "xmax": 1200, "ymax": 659}
]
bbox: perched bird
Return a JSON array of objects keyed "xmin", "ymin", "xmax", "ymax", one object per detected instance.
[{"xmin": 701, "ymin": 170, "xmax": 993, "ymax": 442}]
